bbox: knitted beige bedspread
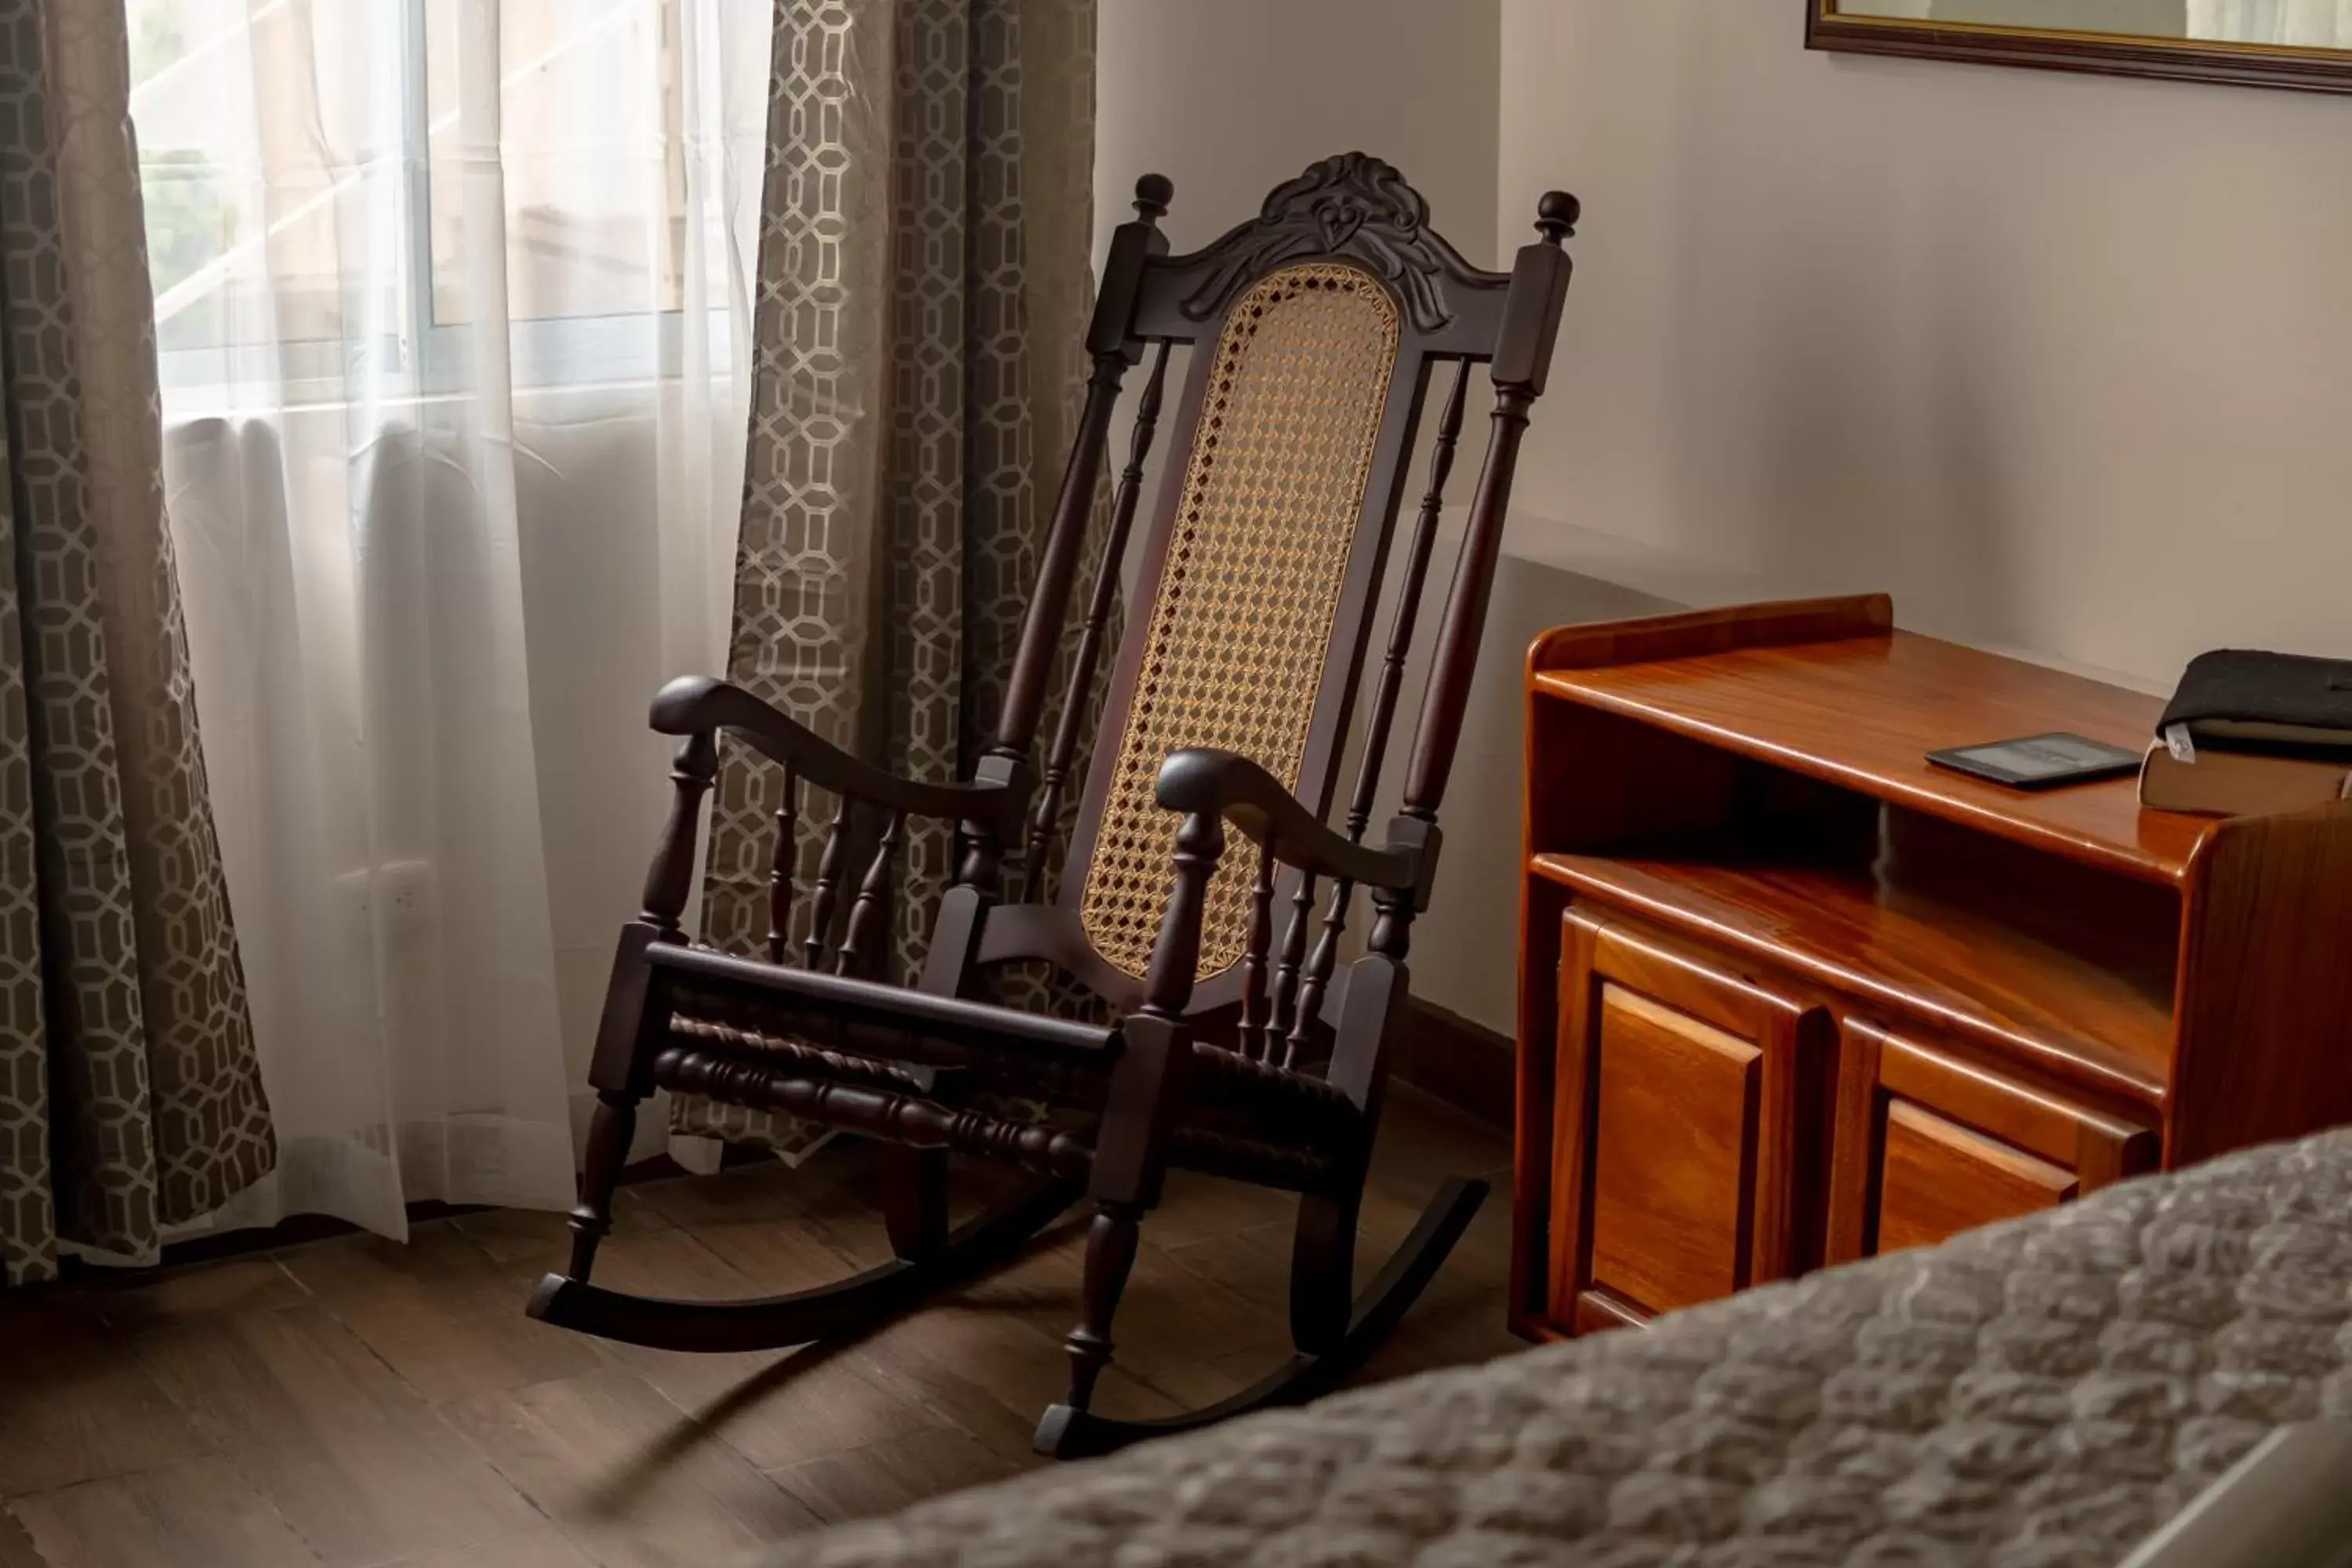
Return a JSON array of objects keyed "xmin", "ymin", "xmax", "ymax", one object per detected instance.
[{"xmin": 771, "ymin": 1127, "xmax": 2352, "ymax": 1566}]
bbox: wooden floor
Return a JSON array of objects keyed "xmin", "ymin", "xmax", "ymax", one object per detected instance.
[{"xmin": 0, "ymin": 1090, "xmax": 1517, "ymax": 1568}]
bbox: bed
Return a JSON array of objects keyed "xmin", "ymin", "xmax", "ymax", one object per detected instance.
[{"xmin": 768, "ymin": 1124, "xmax": 2352, "ymax": 1566}]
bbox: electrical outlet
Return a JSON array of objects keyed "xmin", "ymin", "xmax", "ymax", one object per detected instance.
[{"xmin": 335, "ymin": 858, "xmax": 434, "ymax": 938}]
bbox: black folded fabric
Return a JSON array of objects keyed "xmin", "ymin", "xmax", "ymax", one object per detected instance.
[{"xmin": 2159, "ymin": 650, "xmax": 2352, "ymax": 759}]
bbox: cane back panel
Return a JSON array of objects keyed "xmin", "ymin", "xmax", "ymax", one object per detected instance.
[{"xmin": 1076, "ymin": 262, "xmax": 1401, "ymax": 980}]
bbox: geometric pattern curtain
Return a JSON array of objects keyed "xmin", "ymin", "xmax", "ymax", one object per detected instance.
[
  {"xmin": 0, "ymin": 0, "xmax": 272, "ymax": 1284},
  {"xmin": 684, "ymin": 0, "xmax": 1099, "ymax": 1150}
]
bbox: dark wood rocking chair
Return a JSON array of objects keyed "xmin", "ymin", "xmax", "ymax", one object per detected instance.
[{"xmin": 527, "ymin": 153, "xmax": 1578, "ymax": 1459}]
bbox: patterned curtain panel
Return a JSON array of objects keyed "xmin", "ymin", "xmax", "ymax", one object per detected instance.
[
  {"xmin": 0, "ymin": 0, "xmax": 272, "ymax": 1285},
  {"xmin": 682, "ymin": 0, "xmax": 1098, "ymax": 1152}
]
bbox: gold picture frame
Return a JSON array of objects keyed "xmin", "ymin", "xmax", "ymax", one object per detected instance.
[{"xmin": 1806, "ymin": 2, "xmax": 2352, "ymax": 95}]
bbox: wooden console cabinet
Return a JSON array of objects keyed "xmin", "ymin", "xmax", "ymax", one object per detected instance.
[{"xmin": 1510, "ymin": 594, "xmax": 2352, "ymax": 1341}]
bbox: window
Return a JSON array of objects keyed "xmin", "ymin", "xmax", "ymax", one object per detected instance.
[
  {"xmin": 421, "ymin": 0, "xmax": 690, "ymax": 325},
  {"xmin": 128, "ymin": 0, "xmax": 706, "ymax": 403}
]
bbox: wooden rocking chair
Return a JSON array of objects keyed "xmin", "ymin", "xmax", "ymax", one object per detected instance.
[{"xmin": 527, "ymin": 154, "xmax": 1578, "ymax": 1459}]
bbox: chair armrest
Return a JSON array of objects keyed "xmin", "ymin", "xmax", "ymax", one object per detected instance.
[
  {"xmin": 1154, "ymin": 748, "xmax": 1417, "ymax": 893},
  {"xmin": 650, "ymin": 676, "xmax": 1021, "ymax": 834}
]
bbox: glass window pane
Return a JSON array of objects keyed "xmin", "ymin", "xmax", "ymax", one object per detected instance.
[
  {"xmin": 131, "ymin": 0, "xmax": 408, "ymax": 358},
  {"xmin": 426, "ymin": 0, "xmax": 687, "ymax": 325}
]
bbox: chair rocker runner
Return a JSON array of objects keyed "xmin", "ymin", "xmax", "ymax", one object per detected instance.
[{"xmin": 527, "ymin": 154, "xmax": 1579, "ymax": 1459}]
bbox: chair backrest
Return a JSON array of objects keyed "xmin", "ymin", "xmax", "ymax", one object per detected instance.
[{"xmin": 969, "ymin": 153, "xmax": 1576, "ymax": 1026}]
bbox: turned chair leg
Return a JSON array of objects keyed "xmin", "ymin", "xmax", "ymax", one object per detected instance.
[
  {"xmin": 882, "ymin": 1145, "xmax": 952, "ymax": 1262},
  {"xmin": 1054, "ymin": 1004, "xmax": 1189, "ymax": 1417},
  {"xmin": 1062, "ymin": 1200, "xmax": 1143, "ymax": 1412},
  {"xmin": 563, "ymin": 733, "xmax": 713, "ymax": 1283},
  {"xmin": 567, "ymin": 1088, "xmax": 641, "ymax": 1279},
  {"xmin": 1289, "ymin": 1189, "xmax": 1360, "ymax": 1356}
]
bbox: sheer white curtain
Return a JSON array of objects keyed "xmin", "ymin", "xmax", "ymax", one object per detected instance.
[{"xmin": 128, "ymin": 0, "xmax": 770, "ymax": 1240}]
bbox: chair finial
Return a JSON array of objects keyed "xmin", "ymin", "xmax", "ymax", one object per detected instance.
[
  {"xmin": 1134, "ymin": 173, "xmax": 1174, "ymax": 223},
  {"xmin": 1534, "ymin": 191, "xmax": 1580, "ymax": 245}
]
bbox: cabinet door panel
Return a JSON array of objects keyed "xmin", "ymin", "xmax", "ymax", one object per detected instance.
[
  {"xmin": 1547, "ymin": 909, "xmax": 1829, "ymax": 1334},
  {"xmin": 1829, "ymin": 1018, "xmax": 2158, "ymax": 1262},
  {"xmin": 1588, "ymin": 985, "xmax": 1761, "ymax": 1312},
  {"xmin": 1876, "ymin": 1100, "xmax": 2074, "ymax": 1254}
]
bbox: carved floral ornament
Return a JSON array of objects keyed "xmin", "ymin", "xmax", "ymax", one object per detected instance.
[{"xmin": 1179, "ymin": 152, "xmax": 1486, "ymax": 333}]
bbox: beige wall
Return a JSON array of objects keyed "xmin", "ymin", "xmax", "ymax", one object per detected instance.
[
  {"xmin": 1093, "ymin": 0, "xmax": 1501, "ymax": 263},
  {"xmin": 1502, "ymin": 0, "xmax": 2352, "ymax": 684}
]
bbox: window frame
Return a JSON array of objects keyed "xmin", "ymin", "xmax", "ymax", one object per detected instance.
[{"xmin": 143, "ymin": 0, "xmax": 693, "ymax": 413}]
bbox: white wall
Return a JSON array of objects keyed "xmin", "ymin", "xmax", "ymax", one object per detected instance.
[
  {"xmin": 1094, "ymin": 0, "xmax": 1501, "ymax": 263},
  {"xmin": 1502, "ymin": 0, "xmax": 2352, "ymax": 685}
]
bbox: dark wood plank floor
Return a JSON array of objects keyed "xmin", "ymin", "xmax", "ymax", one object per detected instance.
[{"xmin": 0, "ymin": 1090, "xmax": 1517, "ymax": 1567}]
